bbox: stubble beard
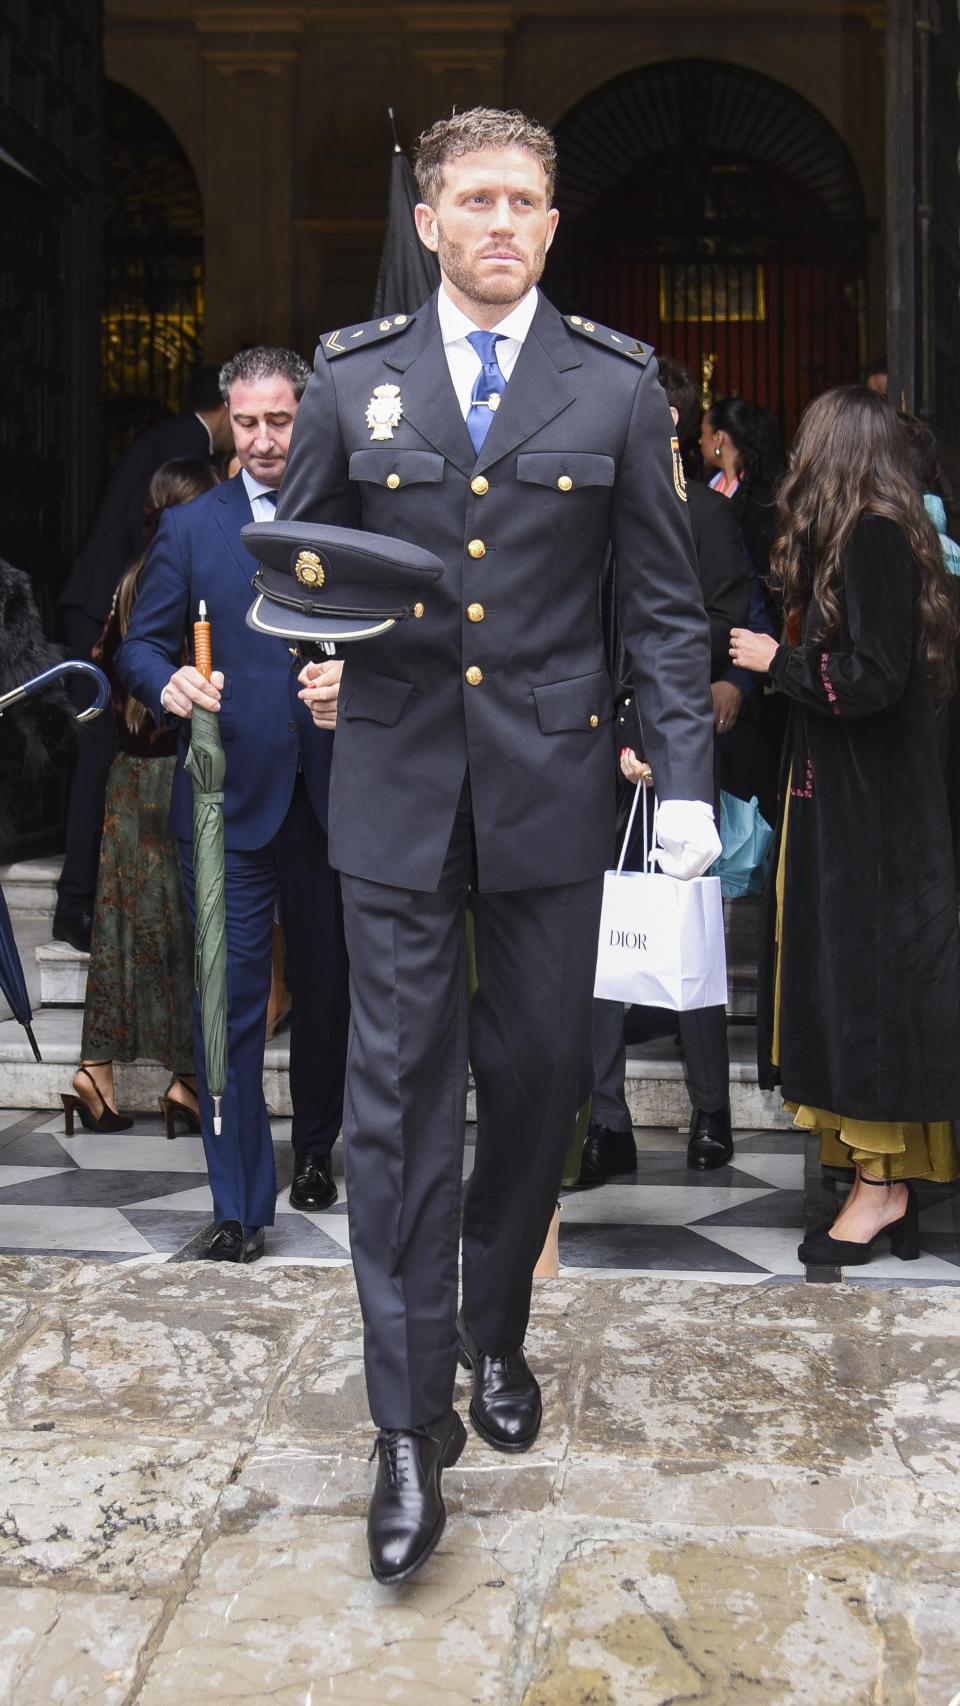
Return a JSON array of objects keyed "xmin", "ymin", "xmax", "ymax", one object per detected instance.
[{"xmin": 437, "ymin": 227, "xmax": 546, "ymax": 310}]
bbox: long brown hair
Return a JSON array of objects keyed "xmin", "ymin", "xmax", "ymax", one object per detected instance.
[
  {"xmin": 770, "ymin": 386, "xmax": 958, "ymax": 697},
  {"xmin": 119, "ymin": 458, "xmax": 220, "ymax": 733}
]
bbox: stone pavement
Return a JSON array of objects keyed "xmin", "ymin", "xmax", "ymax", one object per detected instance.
[{"xmin": 1, "ymin": 1256, "xmax": 958, "ymax": 1704}]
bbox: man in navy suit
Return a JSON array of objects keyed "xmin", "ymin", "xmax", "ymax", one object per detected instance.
[{"xmin": 119, "ymin": 347, "xmax": 349, "ymax": 1262}]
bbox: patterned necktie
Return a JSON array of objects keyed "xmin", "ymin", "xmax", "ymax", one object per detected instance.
[{"xmin": 466, "ymin": 330, "xmax": 506, "ymax": 454}]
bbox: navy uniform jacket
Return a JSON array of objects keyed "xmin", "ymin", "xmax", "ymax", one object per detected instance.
[
  {"xmin": 118, "ymin": 474, "xmax": 333, "ymax": 849},
  {"xmin": 277, "ymin": 291, "xmax": 713, "ymax": 892}
]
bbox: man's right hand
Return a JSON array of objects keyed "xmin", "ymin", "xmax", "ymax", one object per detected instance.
[{"xmin": 160, "ymin": 667, "xmax": 224, "ymax": 719}]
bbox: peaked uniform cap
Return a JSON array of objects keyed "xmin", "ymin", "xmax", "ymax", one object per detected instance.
[{"xmin": 242, "ymin": 520, "xmax": 444, "ymax": 643}]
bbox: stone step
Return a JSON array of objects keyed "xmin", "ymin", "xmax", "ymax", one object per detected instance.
[
  {"xmin": 0, "ymin": 858, "xmax": 61, "ymax": 917},
  {"xmin": 32, "ymin": 943, "xmax": 761, "ymax": 1017},
  {"xmin": 36, "ymin": 941, "xmax": 89, "ymax": 1006},
  {"xmin": 0, "ymin": 1008, "xmax": 789, "ymax": 1128}
]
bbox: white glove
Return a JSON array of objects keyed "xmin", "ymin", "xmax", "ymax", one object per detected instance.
[{"xmin": 653, "ymin": 799, "xmax": 721, "ymax": 881}]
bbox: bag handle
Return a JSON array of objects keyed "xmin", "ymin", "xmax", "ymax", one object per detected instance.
[{"xmin": 616, "ymin": 781, "xmax": 660, "ymax": 875}]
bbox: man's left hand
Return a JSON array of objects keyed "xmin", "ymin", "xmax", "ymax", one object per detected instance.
[
  {"xmin": 653, "ymin": 800, "xmax": 721, "ymax": 881},
  {"xmin": 298, "ymin": 659, "xmax": 343, "ymax": 729}
]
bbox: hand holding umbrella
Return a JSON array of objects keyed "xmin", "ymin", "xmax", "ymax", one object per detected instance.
[{"xmin": 182, "ymin": 601, "xmax": 228, "ymax": 1135}]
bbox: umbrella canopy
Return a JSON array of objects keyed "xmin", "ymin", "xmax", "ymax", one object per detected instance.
[
  {"xmin": 182, "ymin": 619, "xmax": 228, "ymax": 1134},
  {"xmin": 372, "ymin": 123, "xmax": 440, "ymax": 318},
  {"xmin": 0, "ymin": 886, "xmax": 40, "ymax": 1061}
]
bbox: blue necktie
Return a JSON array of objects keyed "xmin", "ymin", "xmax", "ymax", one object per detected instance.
[
  {"xmin": 262, "ymin": 490, "xmax": 278, "ymax": 510},
  {"xmin": 466, "ymin": 331, "xmax": 506, "ymax": 454}
]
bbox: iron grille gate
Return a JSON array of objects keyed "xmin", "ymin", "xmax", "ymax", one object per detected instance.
[{"xmin": 549, "ymin": 236, "xmax": 866, "ymax": 443}]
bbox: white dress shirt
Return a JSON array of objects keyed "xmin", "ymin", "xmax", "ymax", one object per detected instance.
[
  {"xmin": 241, "ymin": 467, "xmax": 280, "ymax": 522},
  {"xmin": 437, "ymin": 284, "xmax": 539, "ymax": 418}
]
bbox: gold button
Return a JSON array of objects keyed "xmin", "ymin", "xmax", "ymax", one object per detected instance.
[
  {"xmin": 465, "ymin": 666, "xmax": 483, "ymax": 686},
  {"xmin": 379, "ymin": 320, "xmax": 391, "ymax": 331},
  {"xmin": 557, "ymin": 474, "xmax": 573, "ymax": 491},
  {"xmin": 467, "ymin": 539, "xmax": 486, "ymax": 559},
  {"xmin": 413, "ymin": 602, "xmax": 424, "ymax": 619},
  {"xmin": 394, "ymin": 314, "xmax": 408, "ymax": 326},
  {"xmin": 467, "ymin": 603, "xmax": 485, "ymax": 623},
  {"xmin": 570, "ymin": 315, "xmax": 583, "ymax": 325},
  {"xmin": 386, "ymin": 473, "xmax": 400, "ymax": 489},
  {"xmin": 589, "ymin": 714, "xmax": 599, "ymax": 729},
  {"xmin": 584, "ymin": 321, "xmax": 596, "ymax": 333},
  {"xmin": 471, "ymin": 475, "xmax": 489, "ymax": 496}
]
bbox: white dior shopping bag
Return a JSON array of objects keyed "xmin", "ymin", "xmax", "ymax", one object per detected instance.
[{"xmin": 593, "ymin": 784, "xmax": 727, "ymax": 1011}]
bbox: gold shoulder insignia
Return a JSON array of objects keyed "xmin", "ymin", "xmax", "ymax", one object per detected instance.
[
  {"xmin": 563, "ymin": 315, "xmax": 652, "ymax": 366},
  {"xmin": 319, "ymin": 313, "xmax": 417, "ymax": 361}
]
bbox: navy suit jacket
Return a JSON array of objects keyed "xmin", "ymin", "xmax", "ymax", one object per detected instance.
[{"xmin": 118, "ymin": 474, "xmax": 333, "ymax": 849}]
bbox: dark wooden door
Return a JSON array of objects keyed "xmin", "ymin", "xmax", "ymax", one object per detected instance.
[{"xmin": 0, "ymin": 1, "xmax": 102, "ymax": 854}]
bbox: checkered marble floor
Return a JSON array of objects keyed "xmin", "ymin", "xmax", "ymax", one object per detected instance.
[{"xmin": 0, "ymin": 1106, "xmax": 957, "ymax": 1287}]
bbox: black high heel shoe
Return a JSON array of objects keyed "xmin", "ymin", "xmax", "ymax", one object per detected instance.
[
  {"xmin": 60, "ymin": 1064, "xmax": 134, "ymax": 1135},
  {"xmin": 798, "ymin": 1176, "xmax": 920, "ymax": 1267},
  {"xmin": 159, "ymin": 1075, "xmax": 202, "ymax": 1139}
]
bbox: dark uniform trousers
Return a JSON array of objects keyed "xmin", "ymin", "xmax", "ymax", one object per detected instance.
[{"xmin": 341, "ymin": 780, "xmax": 603, "ymax": 1430}]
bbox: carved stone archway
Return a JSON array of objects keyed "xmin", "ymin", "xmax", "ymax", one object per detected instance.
[{"xmin": 546, "ymin": 59, "xmax": 871, "ymax": 433}]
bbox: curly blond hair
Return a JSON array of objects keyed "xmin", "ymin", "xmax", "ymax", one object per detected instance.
[{"xmin": 414, "ymin": 108, "xmax": 557, "ymax": 207}]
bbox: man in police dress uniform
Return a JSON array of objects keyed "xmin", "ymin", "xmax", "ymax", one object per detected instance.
[{"xmin": 278, "ymin": 107, "xmax": 719, "ymax": 1585}]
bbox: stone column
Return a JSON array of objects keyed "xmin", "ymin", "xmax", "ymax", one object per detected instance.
[
  {"xmin": 403, "ymin": 7, "xmax": 515, "ymax": 129},
  {"xmin": 195, "ymin": 9, "xmax": 303, "ymax": 358}
]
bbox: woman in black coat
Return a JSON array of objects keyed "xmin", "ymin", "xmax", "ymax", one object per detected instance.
[{"xmin": 730, "ymin": 386, "xmax": 960, "ymax": 1266}]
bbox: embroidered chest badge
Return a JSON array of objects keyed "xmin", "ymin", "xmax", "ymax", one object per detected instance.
[{"xmin": 365, "ymin": 384, "xmax": 404, "ymax": 442}]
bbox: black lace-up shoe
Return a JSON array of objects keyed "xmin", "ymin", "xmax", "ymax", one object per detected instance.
[
  {"xmin": 456, "ymin": 1311, "xmax": 542, "ymax": 1453},
  {"xmin": 367, "ymin": 1409, "xmax": 467, "ymax": 1585},
  {"xmin": 574, "ymin": 1121, "xmax": 638, "ymax": 1188},
  {"xmin": 289, "ymin": 1155, "xmax": 337, "ymax": 1211},
  {"xmin": 686, "ymin": 1105, "xmax": 734, "ymax": 1170}
]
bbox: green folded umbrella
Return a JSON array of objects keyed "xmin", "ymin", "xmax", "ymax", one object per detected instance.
[{"xmin": 183, "ymin": 700, "xmax": 227, "ymax": 1135}]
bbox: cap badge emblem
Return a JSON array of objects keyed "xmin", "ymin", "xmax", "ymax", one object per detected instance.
[
  {"xmin": 365, "ymin": 383, "xmax": 404, "ymax": 442},
  {"xmin": 294, "ymin": 549, "xmax": 325, "ymax": 587}
]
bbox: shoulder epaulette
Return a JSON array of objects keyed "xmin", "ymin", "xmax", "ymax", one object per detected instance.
[
  {"xmin": 563, "ymin": 315, "xmax": 652, "ymax": 365},
  {"xmin": 319, "ymin": 313, "xmax": 418, "ymax": 361}
]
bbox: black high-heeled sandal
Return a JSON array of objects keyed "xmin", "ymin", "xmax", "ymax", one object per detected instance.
[
  {"xmin": 798, "ymin": 1174, "xmax": 920, "ymax": 1266},
  {"xmin": 60, "ymin": 1064, "xmax": 134, "ymax": 1135},
  {"xmin": 159, "ymin": 1074, "xmax": 201, "ymax": 1139}
]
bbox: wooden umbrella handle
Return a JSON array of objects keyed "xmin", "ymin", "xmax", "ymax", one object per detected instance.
[{"xmin": 194, "ymin": 602, "xmax": 213, "ymax": 681}]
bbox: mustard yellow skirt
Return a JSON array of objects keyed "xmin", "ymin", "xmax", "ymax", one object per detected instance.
[{"xmin": 772, "ymin": 782, "xmax": 959, "ymax": 1184}]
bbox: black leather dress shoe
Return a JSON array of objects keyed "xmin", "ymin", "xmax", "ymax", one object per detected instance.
[
  {"xmin": 686, "ymin": 1105, "xmax": 734, "ymax": 1170},
  {"xmin": 574, "ymin": 1121, "xmax": 638, "ymax": 1188},
  {"xmin": 289, "ymin": 1155, "xmax": 338, "ymax": 1211},
  {"xmin": 367, "ymin": 1408, "xmax": 467, "ymax": 1585},
  {"xmin": 202, "ymin": 1221, "xmax": 265, "ymax": 1264},
  {"xmin": 456, "ymin": 1311, "xmax": 542, "ymax": 1453},
  {"xmin": 51, "ymin": 903, "xmax": 92, "ymax": 954}
]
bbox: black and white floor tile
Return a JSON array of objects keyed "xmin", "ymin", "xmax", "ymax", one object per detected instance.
[{"xmin": 0, "ymin": 1108, "xmax": 957, "ymax": 1285}]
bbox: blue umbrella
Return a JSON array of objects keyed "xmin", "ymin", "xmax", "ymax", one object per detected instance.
[
  {"xmin": 0, "ymin": 886, "xmax": 40, "ymax": 1061},
  {"xmin": 0, "ymin": 659, "xmax": 111, "ymax": 1062}
]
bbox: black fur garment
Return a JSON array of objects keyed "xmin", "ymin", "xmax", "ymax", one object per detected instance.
[{"xmin": 0, "ymin": 557, "xmax": 67, "ymax": 855}]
